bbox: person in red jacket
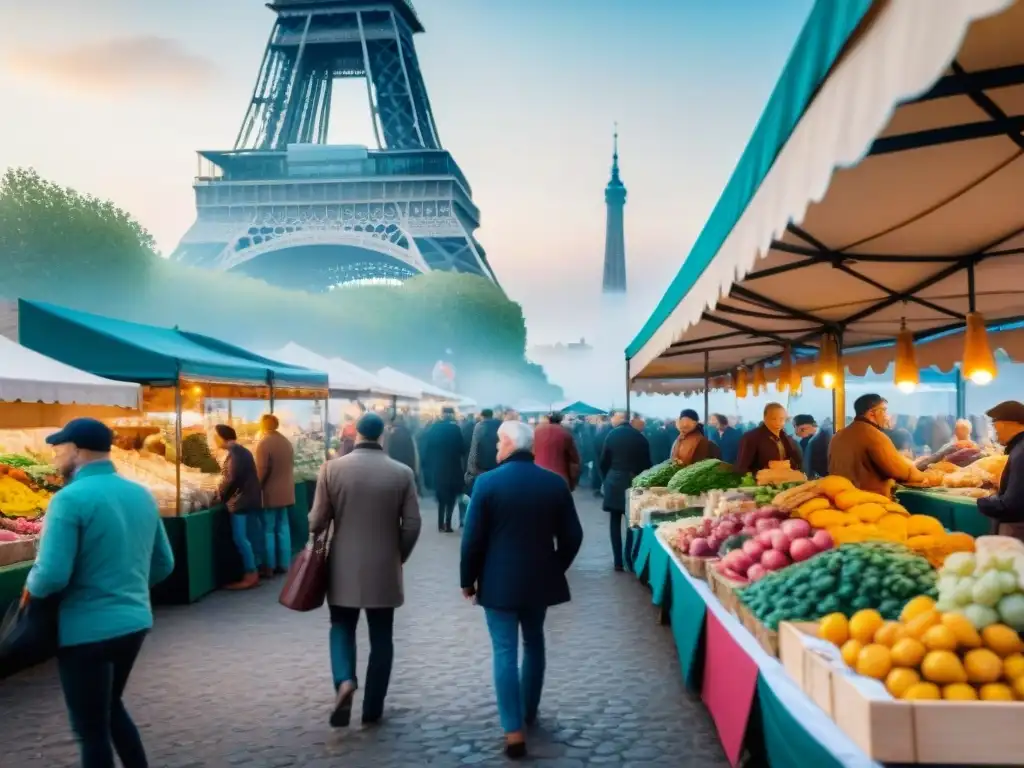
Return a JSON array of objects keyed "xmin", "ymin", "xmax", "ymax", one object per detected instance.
[{"xmin": 533, "ymin": 411, "xmax": 581, "ymax": 490}]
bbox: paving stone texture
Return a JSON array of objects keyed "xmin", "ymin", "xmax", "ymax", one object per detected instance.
[{"xmin": 0, "ymin": 492, "xmax": 728, "ymax": 767}]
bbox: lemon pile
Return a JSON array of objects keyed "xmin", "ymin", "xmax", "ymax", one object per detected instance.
[{"xmin": 819, "ymin": 596, "xmax": 1024, "ymax": 701}]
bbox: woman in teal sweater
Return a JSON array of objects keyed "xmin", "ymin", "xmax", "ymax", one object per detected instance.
[{"xmin": 25, "ymin": 418, "xmax": 175, "ymax": 768}]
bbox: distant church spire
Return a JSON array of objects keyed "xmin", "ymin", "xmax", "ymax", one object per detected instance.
[{"xmin": 602, "ymin": 123, "xmax": 627, "ymax": 293}]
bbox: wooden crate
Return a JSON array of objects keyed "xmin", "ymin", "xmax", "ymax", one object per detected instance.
[
  {"xmin": 706, "ymin": 566, "xmax": 745, "ymax": 616},
  {"xmin": 735, "ymin": 601, "xmax": 778, "ymax": 656},
  {"xmin": 0, "ymin": 538, "xmax": 36, "ymax": 568},
  {"xmin": 676, "ymin": 553, "xmax": 712, "ymax": 580}
]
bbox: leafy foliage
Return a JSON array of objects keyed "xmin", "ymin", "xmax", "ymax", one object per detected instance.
[{"xmin": 0, "ymin": 168, "xmax": 560, "ymax": 402}]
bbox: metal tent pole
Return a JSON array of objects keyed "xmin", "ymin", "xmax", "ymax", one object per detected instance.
[
  {"xmin": 174, "ymin": 374, "xmax": 183, "ymax": 517},
  {"xmin": 703, "ymin": 350, "xmax": 710, "ymax": 423},
  {"xmin": 833, "ymin": 331, "xmax": 847, "ymax": 431},
  {"xmin": 625, "ymin": 357, "xmax": 631, "ymax": 419}
]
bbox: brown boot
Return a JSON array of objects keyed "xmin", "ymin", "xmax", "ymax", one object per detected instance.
[
  {"xmin": 225, "ymin": 572, "xmax": 259, "ymax": 590},
  {"xmin": 504, "ymin": 732, "xmax": 527, "ymax": 759}
]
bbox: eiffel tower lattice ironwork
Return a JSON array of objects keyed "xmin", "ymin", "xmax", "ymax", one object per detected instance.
[{"xmin": 171, "ymin": 0, "xmax": 499, "ymax": 291}]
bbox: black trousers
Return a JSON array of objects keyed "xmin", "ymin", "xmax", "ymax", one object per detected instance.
[
  {"xmin": 58, "ymin": 630, "xmax": 149, "ymax": 768},
  {"xmin": 437, "ymin": 498, "xmax": 456, "ymax": 530},
  {"xmin": 609, "ymin": 511, "xmax": 625, "ymax": 569}
]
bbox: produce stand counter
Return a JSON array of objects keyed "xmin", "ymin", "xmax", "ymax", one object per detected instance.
[
  {"xmin": 629, "ymin": 523, "xmax": 879, "ymax": 768},
  {"xmin": 896, "ymin": 490, "xmax": 992, "ymax": 539},
  {"xmin": 152, "ymin": 479, "xmax": 313, "ymax": 606}
]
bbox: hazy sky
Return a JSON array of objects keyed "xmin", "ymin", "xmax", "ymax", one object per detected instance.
[{"xmin": 0, "ymin": 0, "xmax": 813, "ymax": 345}]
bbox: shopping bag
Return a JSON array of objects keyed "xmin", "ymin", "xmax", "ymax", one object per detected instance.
[
  {"xmin": 0, "ymin": 595, "xmax": 60, "ymax": 677},
  {"xmin": 278, "ymin": 531, "xmax": 331, "ymax": 612}
]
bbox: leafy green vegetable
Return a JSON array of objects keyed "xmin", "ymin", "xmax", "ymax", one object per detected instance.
[
  {"xmin": 665, "ymin": 459, "xmax": 743, "ymax": 495},
  {"xmin": 631, "ymin": 460, "xmax": 682, "ymax": 489},
  {"xmin": 0, "ymin": 454, "xmax": 35, "ymax": 469}
]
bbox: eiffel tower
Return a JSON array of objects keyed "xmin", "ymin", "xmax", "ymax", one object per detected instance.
[{"xmin": 171, "ymin": 0, "xmax": 499, "ymax": 291}]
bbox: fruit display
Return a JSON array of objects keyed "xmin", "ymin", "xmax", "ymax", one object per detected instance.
[
  {"xmin": 666, "ymin": 459, "xmax": 743, "ymax": 495},
  {"xmin": 739, "ymin": 542, "xmax": 937, "ymax": 631},
  {"xmin": 632, "ymin": 460, "xmax": 683, "ymax": 489},
  {"xmin": 935, "ymin": 536, "xmax": 1024, "ymax": 631},
  {"xmin": 747, "ymin": 482, "xmax": 805, "ymax": 507},
  {"xmin": 0, "ymin": 516, "xmax": 43, "ymax": 536},
  {"xmin": 755, "ymin": 460, "xmax": 806, "ymax": 486},
  {"xmin": 818, "ymin": 597, "xmax": 1024, "ymax": 701},
  {"xmin": 715, "ymin": 517, "xmax": 835, "ymax": 585},
  {"xmin": 0, "ymin": 475, "xmax": 50, "ymax": 518},
  {"xmin": 657, "ymin": 515, "xmax": 712, "ymax": 551},
  {"xmin": 782, "ymin": 476, "xmax": 975, "ymax": 566}
]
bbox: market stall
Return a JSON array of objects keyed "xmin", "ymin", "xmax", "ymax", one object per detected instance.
[
  {"xmin": 16, "ymin": 299, "xmax": 328, "ymax": 603},
  {"xmin": 622, "ymin": 0, "xmax": 1024, "ymax": 763},
  {"xmin": 0, "ymin": 334, "xmax": 142, "ymax": 613},
  {"xmin": 376, "ymin": 366, "xmax": 477, "ymax": 412}
]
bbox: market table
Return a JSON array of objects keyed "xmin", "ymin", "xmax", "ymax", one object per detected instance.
[
  {"xmin": 631, "ymin": 523, "xmax": 881, "ymax": 768},
  {"xmin": 896, "ymin": 490, "xmax": 992, "ymax": 537}
]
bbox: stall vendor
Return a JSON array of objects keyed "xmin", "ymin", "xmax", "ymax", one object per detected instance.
[
  {"xmin": 670, "ymin": 409, "xmax": 720, "ymax": 467},
  {"xmin": 735, "ymin": 403, "xmax": 801, "ymax": 475},
  {"xmin": 829, "ymin": 393, "xmax": 926, "ymax": 496},
  {"xmin": 976, "ymin": 401, "xmax": 1024, "ymax": 540},
  {"xmin": 938, "ymin": 418, "xmax": 978, "ymax": 453},
  {"xmin": 794, "ymin": 414, "xmax": 831, "ymax": 479}
]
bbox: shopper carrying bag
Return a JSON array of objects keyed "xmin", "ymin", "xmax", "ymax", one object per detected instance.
[{"xmin": 279, "ymin": 528, "xmax": 331, "ymax": 612}]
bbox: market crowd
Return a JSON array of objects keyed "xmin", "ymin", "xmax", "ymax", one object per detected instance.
[{"xmin": 14, "ymin": 392, "xmax": 1024, "ymax": 765}]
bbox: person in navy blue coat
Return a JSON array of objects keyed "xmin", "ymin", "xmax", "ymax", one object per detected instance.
[{"xmin": 459, "ymin": 420, "xmax": 583, "ymax": 760}]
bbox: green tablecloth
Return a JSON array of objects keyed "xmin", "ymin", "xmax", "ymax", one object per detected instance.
[
  {"xmin": 0, "ymin": 561, "xmax": 30, "ymax": 614},
  {"xmin": 896, "ymin": 489, "xmax": 993, "ymax": 537}
]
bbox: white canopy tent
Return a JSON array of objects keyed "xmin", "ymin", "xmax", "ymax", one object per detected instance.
[
  {"xmin": 376, "ymin": 367, "xmax": 477, "ymax": 409},
  {"xmin": 627, "ymin": 0, "xmax": 1024, "ymax": 409},
  {"xmin": 264, "ymin": 343, "xmax": 416, "ymax": 400},
  {"xmin": 0, "ymin": 335, "xmax": 140, "ymax": 408}
]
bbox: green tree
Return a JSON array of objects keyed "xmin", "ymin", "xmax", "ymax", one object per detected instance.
[{"xmin": 0, "ymin": 168, "xmax": 561, "ymax": 403}]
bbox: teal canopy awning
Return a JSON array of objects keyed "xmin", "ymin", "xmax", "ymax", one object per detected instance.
[
  {"xmin": 560, "ymin": 401, "xmax": 608, "ymax": 416},
  {"xmin": 17, "ymin": 300, "xmax": 327, "ymax": 388}
]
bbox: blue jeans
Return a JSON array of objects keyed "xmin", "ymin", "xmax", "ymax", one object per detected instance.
[
  {"xmin": 231, "ymin": 513, "xmax": 257, "ymax": 574},
  {"xmin": 484, "ymin": 606, "xmax": 547, "ymax": 733},
  {"xmin": 57, "ymin": 630, "xmax": 149, "ymax": 768},
  {"xmin": 329, "ymin": 606, "xmax": 395, "ymax": 721},
  {"xmin": 262, "ymin": 507, "xmax": 293, "ymax": 571}
]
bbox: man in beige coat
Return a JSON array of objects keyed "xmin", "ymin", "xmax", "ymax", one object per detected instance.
[
  {"xmin": 308, "ymin": 412, "xmax": 421, "ymax": 729},
  {"xmin": 255, "ymin": 414, "xmax": 296, "ymax": 577}
]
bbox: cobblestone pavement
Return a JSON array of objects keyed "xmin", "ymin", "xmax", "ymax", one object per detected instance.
[{"xmin": 0, "ymin": 492, "xmax": 728, "ymax": 767}]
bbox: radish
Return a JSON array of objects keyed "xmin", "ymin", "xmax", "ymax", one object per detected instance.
[
  {"xmin": 719, "ymin": 567, "xmax": 748, "ymax": 584},
  {"xmin": 723, "ymin": 550, "xmax": 754, "ymax": 576},
  {"xmin": 689, "ymin": 538, "xmax": 712, "ymax": 557},
  {"xmin": 755, "ymin": 517, "xmax": 780, "ymax": 533},
  {"xmin": 747, "ymin": 564, "xmax": 767, "ymax": 582},
  {"xmin": 742, "ymin": 539, "xmax": 766, "ymax": 560},
  {"xmin": 761, "ymin": 550, "xmax": 789, "ymax": 571},
  {"xmin": 741, "ymin": 525, "xmax": 758, "ymax": 536},
  {"xmin": 755, "ymin": 531, "xmax": 775, "ymax": 549},
  {"xmin": 811, "ymin": 530, "xmax": 834, "ymax": 551},
  {"xmin": 741, "ymin": 512, "xmax": 757, "ymax": 527},
  {"xmin": 790, "ymin": 537, "xmax": 819, "ymax": 563},
  {"xmin": 780, "ymin": 518, "xmax": 811, "ymax": 540},
  {"xmin": 768, "ymin": 529, "xmax": 791, "ymax": 552},
  {"xmin": 754, "ymin": 506, "xmax": 780, "ymax": 520},
  {"xmin": 706, "ymin": 535, "xmax": 724, "ymax": 553}
]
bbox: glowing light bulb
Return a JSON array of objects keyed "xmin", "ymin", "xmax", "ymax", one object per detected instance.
[
  {"xmin": 969, "ymin": 369, "xmax": 994, "ymax": 386},
  {"xmin": 896, "ymin": 380, "xmax": 917, "ymax": 394},
  {"xmin": 821, "ymin": 372, "xmax": 835, "ymax": 388}
]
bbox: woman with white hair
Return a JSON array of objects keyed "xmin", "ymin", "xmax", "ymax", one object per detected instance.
[{"xmin": 460, "ymin": 420, "xmax": 584, "ymax": 759}]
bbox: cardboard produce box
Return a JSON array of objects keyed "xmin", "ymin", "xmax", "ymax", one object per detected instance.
[{"xmin": 779, "ymin": 621, "xmax": 1024, "ymax": 765}]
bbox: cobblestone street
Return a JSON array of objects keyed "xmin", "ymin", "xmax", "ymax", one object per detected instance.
[{"xmin": 0, "ymin": 493, "xmax": 728, "ymax": 767}]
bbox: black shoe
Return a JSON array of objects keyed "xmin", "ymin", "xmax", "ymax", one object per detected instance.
[
  {"xmin": 505, "ymin": 741, "xmax": 527, "ymax": 759},
  {"xmin": 614, "ymin": 565, "xmax": 625, "ymax": 572},
  {"xmin": 362, "ymin": 713, "xmax": 383, "ymax": 727},
  {"xmin": 444, "ymin": 526, "xmax": 454, "ymax": 533},
  {"xmin": 330, "ymin": 681, "xmax": 356, "ymax": 728}
]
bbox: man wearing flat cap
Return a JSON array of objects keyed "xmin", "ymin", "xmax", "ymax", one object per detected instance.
[
  {"xmin": 794, "ymin": 415, "xmax": 831, "ymax": 479},
  {"xmin": 309, "ymin": 412, "xmax": 422, "ymax": 729},
  {"xmin": 977, "ymin": 401, "xmax": 1024, "ymax": 540},
  {"xmin": 828, "ymin": 394, "xmax": 926, "ymax": 496}
]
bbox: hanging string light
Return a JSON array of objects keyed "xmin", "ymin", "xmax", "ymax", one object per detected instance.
[
  {"xmin": 894, "ymin": 317, "xmax": 920, "ymax": 394},
  {"xmin": 735, "ymin": 366, "xmax": 749, "ymax": 398},
  {"xmin": 776, "ymin": 347, "xmax": 792, "ymax": 393},
  {"xmin": 753, "ymin": 363, "xmax": 767, "ymax": 396},
  {"xmin": 963, "ymin": 311, "xmax": 997, "ymax": 385},
  {"xmin": 790, "ymin": 352, "xmax": 803, "ymax": 393}
]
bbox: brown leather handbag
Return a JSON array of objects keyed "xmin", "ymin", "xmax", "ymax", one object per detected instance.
[{"xmin": 279, "ymin": 529, "xmax": 331, "ymax": 612}]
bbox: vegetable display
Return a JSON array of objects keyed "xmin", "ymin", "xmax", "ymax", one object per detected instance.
[
  {"xmin": 782, "ymin": 476, "xmax": 975, "ymax": 565},
  {"xmin": 739, "ymin": 542, "xmax": 937, "ymax": 631},
  {"xmin": 673, "ymin": 507, "xmax": 786, "ymax": 560},
  {"xmin": 817, "ymin": 597, "xmax": 1024, "ymax": 701},
  {"xmin": 631, "ymin": 460, "xmax": 683, "ymax": 489},
  {"xmin": 936, "ymin": 536, "xmax": 1024, "ymax": 631},
  {"xmin": 0, "ymin": 454, "xmax": 34, "ymax": 469},
  {"xmin": 666, "ymin": 459, "xmax": 742, "ymax": 495},
  {"xmin": 749, "ymin": 482, "xmax": 804, "ymax": 507},
  {"xmin": 715, "ymin": 517, "xmax": 835, "ymax": 584}
]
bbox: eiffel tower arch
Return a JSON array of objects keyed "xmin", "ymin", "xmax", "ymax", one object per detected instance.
[{"xmin": 171, "ymin": 0, "xmax": 499, "ymax": 291}]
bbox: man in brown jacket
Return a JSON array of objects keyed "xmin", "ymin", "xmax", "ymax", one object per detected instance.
[
  {"xmin": 735, "ymin": 403, "xmax": 802, "ymax": 476},
  {"xmin": 828, "ymin": 394, "xmax": 926, "ymax": 496},
  {"xmin": 308, "ymin": 412, "xmax": 421, "ymax": 729},
  {"xmin": 255, "ymin": 414, "xmax": 296, "ymax": 577}
]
